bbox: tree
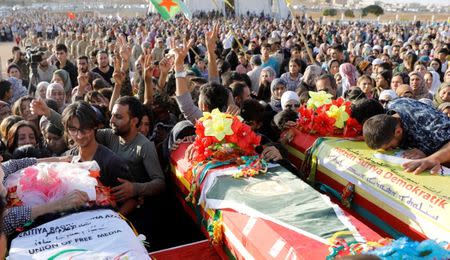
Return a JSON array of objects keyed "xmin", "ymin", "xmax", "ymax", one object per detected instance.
[
  {"xmin": 344, "ymin": 9, "xmax": 355, "ymax": 18},
  {"xmin": 322, "ymin": 8, "xmax": 337, "ymax": 17},
  {"xmin": 362, "ymin": 5, "xmax": 384, "ymax": 17}
]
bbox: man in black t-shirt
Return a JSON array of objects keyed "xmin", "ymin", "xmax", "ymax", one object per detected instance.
[
  {"xmin": 55, "ymin": 44, "xmax": 78, "ymax": 89},
  {"xmin": 92, "ymin": 50, "xmax": 114, "ymax": 86}
]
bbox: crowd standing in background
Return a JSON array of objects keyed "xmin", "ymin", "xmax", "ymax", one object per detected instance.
[{"xmin": 0, "ymin": 9, "xmax": 449, "ymax": 253}]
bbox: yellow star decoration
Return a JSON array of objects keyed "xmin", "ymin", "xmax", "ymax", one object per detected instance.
[
  {"xmin": 202, "ymin": 109, "xmax": 234, "ymax": 141},
  {"xmin": 326, "ymin": 105, "xmax": 350, "ymax": 129},
  {"xmin": 307, "ymin": 91, "xmax": 333, "ymax": 109}
]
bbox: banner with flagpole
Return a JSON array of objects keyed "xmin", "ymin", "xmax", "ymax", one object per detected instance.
[{"xmin": 149, "ymin": 0, "xmax": 192, "ymax": 20}]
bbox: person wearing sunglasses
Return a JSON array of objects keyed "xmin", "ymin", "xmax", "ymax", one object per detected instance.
[{"xmin": 281, "ymin": 91, "xmax": 300, "ymax": 111}]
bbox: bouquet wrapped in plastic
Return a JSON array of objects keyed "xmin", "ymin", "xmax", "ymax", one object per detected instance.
[{"xmin": 6, "ymin": 161, "xmax": 114, "ymax": 208}]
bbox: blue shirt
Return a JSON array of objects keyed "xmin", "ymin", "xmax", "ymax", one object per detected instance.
[
  {"xmin": 387, "ymin": 98, "xmax": 450, "ymax": 155},
  {"xmin": 261, "ymin": 57, "xmax": 280, "ymax": 76}
]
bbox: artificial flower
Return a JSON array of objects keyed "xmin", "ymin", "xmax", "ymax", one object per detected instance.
[
  {"xmin": 326, "ymin": 105, "xmax": 350, "ymax": 129},
  {"xmin": 343, "ymin": 117, "xmax": 362, "ymax": 137},
  {"xmin": 297, "ymin": 105, "xmax": 313, "ymax": 131},
  {"xmin": 307, "ymin": 91, "xmax": 333, "ymax": 109},
  {"xmin": 311, "ymin": 113, "xmax": 335, "ymax": 136},
  {"xmin": 203, "ymin": 109, "xmax": 234, "ymax": 141},
  {"xmin": 332, "ymin": 97, "xmax": 345, "ymax": 107}
]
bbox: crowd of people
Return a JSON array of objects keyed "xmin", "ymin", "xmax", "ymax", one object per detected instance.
[{"xmin": 0, "ymin": 9, "xmax": 449, "ymax": 254}]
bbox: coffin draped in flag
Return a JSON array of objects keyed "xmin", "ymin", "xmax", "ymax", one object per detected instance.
[{"xmin": 200, "ymin": 165, "xmax": 365, "ymax": 244}]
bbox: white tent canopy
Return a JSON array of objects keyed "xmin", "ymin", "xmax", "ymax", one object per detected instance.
[{"xmin": 149, "ymin": 0, "xmax": 291, "ymax": 19}]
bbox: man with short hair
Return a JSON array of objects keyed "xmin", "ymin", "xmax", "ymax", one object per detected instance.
[
  {"xmin": 31, "ymin": 52, "xmax": 56, "ymax": 84},
  {"xmin": 151, "ymin": 37, "xmax": 165, "ymax": 62},
  {"xmin": 97, "ymin": 96, "xmax": 165, "ymax": 198},
  {"xmin": 55, "ymin": 43, "xmax": 78, "ymax": 88},
  {"xmin": 92, "ymin": 50, "xmax": 114, "ymax": 86},
  {"xmin": 260, "ymin": 43, "xmax": 280, "ymax": 76},
  {"xmin": 329, "ymin": 44, "xmax": 345, "ymax": 63},
  {"xmin": 247, "ymin": 55, "xmax": 263, "ymax": 93},
  {"xmin": 230, "ymin": 82, "xmax": 251, "ymax": 108},
  {"xmin": 391, "ymin": 45, "xmax": 402, "ymax": 65},
  {"xmin": 77, "ymin": 56, "xmax": 102, "ymax": 85},
  {"xmin": 363, "ymin": 98, "xmax": 450, "ymax": 174},
  {"xmin": 236, "ymin": 52, "xmax": 251, "ymax": 74}
]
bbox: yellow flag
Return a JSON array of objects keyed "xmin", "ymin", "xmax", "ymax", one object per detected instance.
[{"xmin": 224, "ymin": 0, "xmax": 234, "ymax": 9}]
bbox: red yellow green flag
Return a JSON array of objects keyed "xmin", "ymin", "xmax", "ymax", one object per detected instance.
[{"xmin": 149, "ymin": 0, "xmax": 192, "ymax": 20}]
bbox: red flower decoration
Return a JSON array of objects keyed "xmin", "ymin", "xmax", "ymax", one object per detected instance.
[
  {"xmin": 191, "ymin": 113, "xmax": 261, "ymax": 163},
  {"xmin": 343, "ymin": 117, "xmax": 363, "ymax": 137},
  {"xmin": 311, "ymin": 113, "xmax": 336, "ymax": 136},
  {"xmin": 297, "ymin": 105, "xmax": 313, "ymax": 131}
]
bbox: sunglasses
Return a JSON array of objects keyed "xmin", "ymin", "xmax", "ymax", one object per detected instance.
[
  {"xmin": 285, "ymin": 103, "xmax": 300, "ymax": 109},
  {"xmin": 379, "ymin": 99, "xmax": 390, "ymax": 105}
]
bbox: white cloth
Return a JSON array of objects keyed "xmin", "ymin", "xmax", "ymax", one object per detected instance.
[{"xmin": 9, "ymin": 209, "xmax": 150, "ymax": 260}]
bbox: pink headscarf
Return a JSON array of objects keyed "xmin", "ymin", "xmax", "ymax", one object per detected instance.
[{"xmin": 339, "ymin": 63, "xmax": 358, "ymax": 95}]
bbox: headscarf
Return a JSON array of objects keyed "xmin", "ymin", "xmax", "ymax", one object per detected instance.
[
  {"xmin": 428, "ymin": 71, "xmax": 442, "ymax": 95},
  {"xmin": 319, "ymin": 43, "xmax": 328, "ymax": 56},
  {"xmin": 35, "ymin": 81, "xmax": 50, "ymax": 99},
  {"xmin": 408, "ymin": 71, "xmax": 431, "ymax": 100},
  {"xmin": 7, "ymin": 77, "xmax": 28, "ymax": 104},
  {"xmin": 339, "ymin": 63, "xmax": 358, "ymax": 96},
  {"xmin": 379, "ymin": 89, "xmax": 397, "ymax": 101},
  {"xmin": 433, "ymin": 82, "xmax": 450, "ymax": 108},
  {"xmin": 281, "ymin": 91, "xmax": 300, "ymax": 110},
  {"xmin": 437, "ymin": 102, "xmax": 450, "ymax": 113},
  {"xmin": 53, "ymin": 69, "xmax": 72, "ymax": 94},
  {"xmin": 302, "ymin": 65, "xmax": 322, "ymax": 87},
  {"xmin": 257, "ymin": 67, "xmax": 276, "ymax": 101},
  {"xmin": 46, "ymin": 83, "xmax": 66, "ymax": 111},
  {"xmin": 269, "ymin": 78, "xmax": 286, "ymax": 113},
  {"xmin": 395, "ymin": 84, "xmax": 413, "ymax": 97}
]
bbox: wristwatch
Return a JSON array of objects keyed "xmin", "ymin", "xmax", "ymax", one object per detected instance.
[{"xmin": 174, "ymin": 71, "xmax": 187, "ymax": 78}]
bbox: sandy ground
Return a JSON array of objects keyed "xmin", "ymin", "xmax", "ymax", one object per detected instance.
[{"xmin": 0, "ymin": 41, "xmax": 15, "ymax": 79}]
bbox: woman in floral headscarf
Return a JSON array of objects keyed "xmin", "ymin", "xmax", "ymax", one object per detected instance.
[
  {"xmin": 339, "ymin": 63, "xmax": 358, "ymax": 97},
  {"xmin": 408, "ymin": 71, "xmax": 432, "ymax": 100},
  {"xmin": 297, "ymin": 65, "xmax": 322, "ymax": 97},
  {"xmin": 7, "ymin": 77, "xmax": 27, "ymax": 104},
  {"xmin": 269, "ymin": 78, "xmax": 287, "ymax": 113}
]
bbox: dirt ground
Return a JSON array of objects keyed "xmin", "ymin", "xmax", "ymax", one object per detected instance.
[{"xmin": 0, "ymin": 41, "xmax": 15, "ymax": 79}]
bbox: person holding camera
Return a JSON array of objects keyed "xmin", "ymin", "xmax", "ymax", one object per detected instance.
[
  {"xmin": 33, "ymin": 52, "xmax": 56, "ymax": 84},
  {"xmin": 7, "ymin": 47, "xmax": 29, "ymax": 80}
]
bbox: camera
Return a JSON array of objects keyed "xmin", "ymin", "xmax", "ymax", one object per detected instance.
[{"xmin": 25, "ymin": 46, "xmax": 47, "ymax": 64}]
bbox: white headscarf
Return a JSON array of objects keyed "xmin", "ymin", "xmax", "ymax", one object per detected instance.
[
  {"xmin": 281, "ymin": 91, "xmax": 300, "ymax": 110},
  {"xmin": 429, "ymin": 70, "xmax": 442, "ymax": 95}
]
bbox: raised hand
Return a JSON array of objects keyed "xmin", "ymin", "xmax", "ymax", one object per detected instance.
[
  {"xmin": 205, "ymin": 23, "xmax": 219, "ymax": 52},
  {"xmin": 113, "ymin": 56, "xmax": 125, "ymax": 86},
  {"xmin": 169, "ymin": 37, "xmax": 194, "ymax": 71},
  {"xmin": 159, "ymin": 57, "xmax": 172, "ymax": 75},
  {"xmin": 142, "ymin": 54, "xmax": 154, "ymax": 82},
  {"xmin": 30, "ymin": 98, "xmax": 51, "ymax": 117},
  {"xmin": 77, "ymin": 70, "xmax": 89, "ymax": 89}
]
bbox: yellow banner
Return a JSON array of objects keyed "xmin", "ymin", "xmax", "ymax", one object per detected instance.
[{"xmin": 315, "ymin": 139, "xmax": 450, "ymax": 242}]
